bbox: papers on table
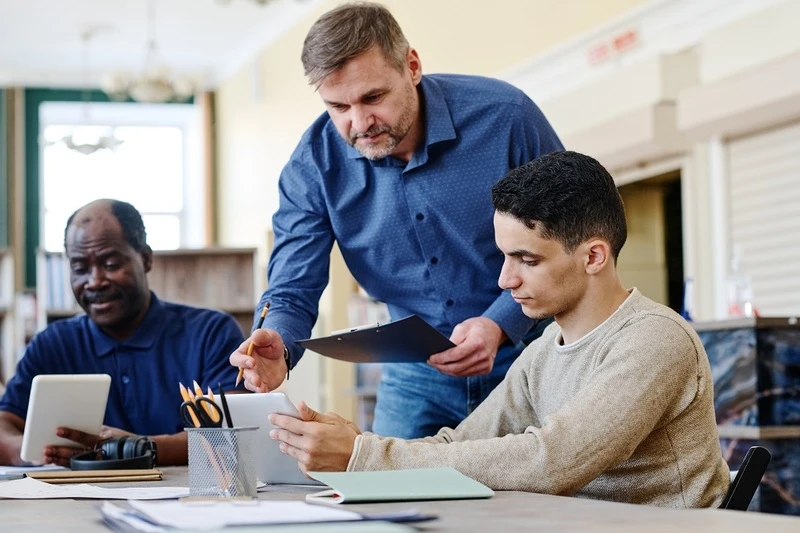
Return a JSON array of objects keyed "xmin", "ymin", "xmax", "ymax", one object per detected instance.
[
  {"xmin": 127, "ymin": 500, "xmax": 361, "ymax": 530},
  {"xmin": 0, "ymin": 464, "xmax": 67, "ymax": 475},
  {"xmin": 0, "ymin": 476, "xmax": 189, "ymax": 500},
  {"xmin": 101, "ymin": 500, "xmax": 432, "ymax": 531},
  {"xmin": 101, "ymin": 503, "xmax": 420, "ymax": 533}
]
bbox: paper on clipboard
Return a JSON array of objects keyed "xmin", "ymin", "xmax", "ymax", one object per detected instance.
[{"xmin": 296, "ymin": 315, "xmax": 455, "ymax": 363}]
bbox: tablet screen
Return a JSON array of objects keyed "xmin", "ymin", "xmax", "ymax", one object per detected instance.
[{"xmin": 20, "ymin": 374, "xmax": 111, "ymax": 463}]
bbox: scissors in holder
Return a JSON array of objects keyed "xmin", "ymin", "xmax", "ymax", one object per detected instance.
[{"xmin": 181, "ymin": 397, "xmax": 224, "ymax": 428}]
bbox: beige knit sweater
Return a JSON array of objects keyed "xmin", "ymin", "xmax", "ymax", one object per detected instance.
[{"xmin": 348, "ymin": 289, "xmax": 730, "ymax": 508}]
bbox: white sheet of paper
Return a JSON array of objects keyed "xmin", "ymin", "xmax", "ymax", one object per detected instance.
[
  {"xmin": 0, "ymin": 477, "xmax": 189, "ymax": 500},
  {"xmin": 0, "ymin": 464, "xmax": 67, "ymax": 475},
  {"xmin": 130, "ymin": 500, "xmax": 362, "ymax": 530},
  {"xmin": 101, "ymin": 502, "xmax": 167, "ymax": 532}
]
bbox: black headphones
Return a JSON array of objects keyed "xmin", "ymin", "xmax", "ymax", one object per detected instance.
[{"xmin": 70, "ymin": 436, "xmax": 158, "ymax": 471}]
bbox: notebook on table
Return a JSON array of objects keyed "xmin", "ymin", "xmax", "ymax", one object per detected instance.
[
  {"xmin": 26, "ymin": 469, "xmax": 162, "ymax": 484},
  {"xmin": 307, "ymin": 467, "xmax": 494, "ymax": 504}
]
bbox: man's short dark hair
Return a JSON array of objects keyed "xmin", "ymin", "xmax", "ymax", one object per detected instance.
[
  {"xmin": 64, "ymin": 200, "xmax": 148, "ymax": 252},
  {"xmin": 491, "ymin": 151, "xmax": 627, "ymax": 260}
]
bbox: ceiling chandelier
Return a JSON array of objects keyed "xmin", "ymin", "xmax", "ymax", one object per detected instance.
[
  {"xmin": 101, "ymin": 0, "xmax": 196, "ymax": 103},
  {"xmin": 50, "ymin": 30, "xmax": 124, "ymax": 156},
  {"xmin": 215, "ymin": 0, "xmax": 275, "ymax": 5},
  {"xmin": 61, "ymin": 129, "xmax": 124, "ymax": 156}
]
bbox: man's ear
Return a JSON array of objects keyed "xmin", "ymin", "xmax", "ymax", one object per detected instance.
[
  {"xmin": 584, "ymin": 239, "xmax": 612, "ymax": 275},
  {"xmin": 407, "ymin": 48, "xmax": 422, "ymax": 85},
  {"xmin": 141, "ymin": 246, "xmax": 154, "ymax": 274}
]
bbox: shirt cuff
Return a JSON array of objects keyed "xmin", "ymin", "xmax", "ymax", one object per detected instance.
[{"xmin": 346, "ymin": 434, "xmax": 363, "ymax": 471}]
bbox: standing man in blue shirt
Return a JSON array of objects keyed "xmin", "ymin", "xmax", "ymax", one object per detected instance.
[
  {"xmin": 0, "ymin": 199, "xmax": 244, "ymax": 466},
  {"xmin": 230, "ymin": 2, "xmax": 563, "ymax": 438}
]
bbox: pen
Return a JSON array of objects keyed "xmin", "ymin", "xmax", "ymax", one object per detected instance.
[
  {"xmin": 235, "ymin": 303, "xmax": 269, "ymax": 387},
  {"xmin": 218, "ymin": 382, "xmax": 234, "ymax": 428}
]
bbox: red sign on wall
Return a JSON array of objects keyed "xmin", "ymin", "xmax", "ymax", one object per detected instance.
[{"xmin": 587, "ymin": 28, "xmax": 640, "ymax": 65}]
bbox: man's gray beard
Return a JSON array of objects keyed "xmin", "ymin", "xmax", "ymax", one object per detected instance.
[{"xmin": 353, "ymin": 133, "xmax": 400, "ymax": 160}]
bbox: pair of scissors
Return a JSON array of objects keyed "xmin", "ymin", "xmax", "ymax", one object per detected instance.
[{"xmin": 181, "ymin": 396, "xmax": 224, "ymax": 428}]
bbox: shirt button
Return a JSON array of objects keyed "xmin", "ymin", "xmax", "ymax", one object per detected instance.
[
  {"xmin": 121, "ymin": 375, "xmax": 131, "ymax": 385},
  {"xmin": 416, "ymin": 213, "xmax": 424, "ymax": 221},
  {"xmin": 430, "ymin": 257, "xmax": 439, "ymax": 265},
  {"xmin": 446, "ymin": 299, "xmax": 454, "ymax": 307}
]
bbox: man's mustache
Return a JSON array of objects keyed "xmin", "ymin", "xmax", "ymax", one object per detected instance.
[
  {"xmin": 83, "ymin": 291, "xmax": 122, "ymax": 304},
  {"xmin": 350, "ymin": 126, "xmax": 390, "ymax": 142}
]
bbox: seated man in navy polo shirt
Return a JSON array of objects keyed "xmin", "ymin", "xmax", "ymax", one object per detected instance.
[{"xmin": 0, "ymin": 199, "xmax": 245, "ymax": 466}]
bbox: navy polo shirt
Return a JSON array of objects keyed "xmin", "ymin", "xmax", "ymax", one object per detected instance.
[{"xmin": 0, "ymin": 293, "xmax": 245, "ymax": 436}]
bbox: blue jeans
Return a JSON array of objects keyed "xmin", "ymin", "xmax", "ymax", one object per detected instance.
[{"xmin": 372, "ymin": 318, "xmax": 553, "ymax": 438}]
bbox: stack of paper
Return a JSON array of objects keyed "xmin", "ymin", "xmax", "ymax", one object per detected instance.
[
  {"xmin": 101, "ymin": 502, "xmax": 418, "ymax": 533},
  {"xmin": 0, "ymin": 477, "xmax": 188, "ymax": 500},
  {"xmin": 0, "ymin": 464, "xmax": 66, "ymax": 475}
]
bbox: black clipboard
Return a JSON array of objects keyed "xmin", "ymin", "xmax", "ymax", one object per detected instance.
[{"xmin": 296, "ymin": 315, "xmax": 455, "ymax": 363}]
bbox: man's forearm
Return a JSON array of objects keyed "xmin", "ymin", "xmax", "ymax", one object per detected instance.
[
  {"xmin": 0, "ymin": 415, "xmax": 25, "ymax": 466},
  {"xmin": 150, "ymin": 432, "xmax": 188, "ymax": 466}
]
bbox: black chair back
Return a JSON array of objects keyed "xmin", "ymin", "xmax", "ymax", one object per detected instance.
[{"xmin": 720, "ymin": 445, "xmax": 771, "ymax": 511}]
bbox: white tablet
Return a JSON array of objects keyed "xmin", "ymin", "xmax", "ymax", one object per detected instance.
[
  {"xmin": 217, "ymin": 392, "xmax": 322, "ymax": 485},
  {"xmin": 20, "ymin": 374, "xmax": 112, "ymax": 463}
]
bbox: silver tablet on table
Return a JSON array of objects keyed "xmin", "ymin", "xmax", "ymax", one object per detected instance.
[
  {"xmin": 217, "ymin": 392, "xmax": 322, "ymax": 486},
  {"xmin": 20, "ymin": 374, "xmax": 111, "ymax": 463}
]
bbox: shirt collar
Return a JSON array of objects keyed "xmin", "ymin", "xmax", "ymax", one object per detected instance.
[
  {"xmin": 89, "ymin": 292, "xmax": 166, "ymax": 357},
  {"xmin": 345, "ymin": 75, "xmax": 456, "ymax": 164}
]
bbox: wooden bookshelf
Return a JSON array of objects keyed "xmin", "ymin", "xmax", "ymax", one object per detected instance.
[
  {"xmin": 36, "ymin": 248, "xmax": 259, "ymax": 335},
  {"xmin": 148, "ymin": 248, "xmax": 258, "ymax": 334}
]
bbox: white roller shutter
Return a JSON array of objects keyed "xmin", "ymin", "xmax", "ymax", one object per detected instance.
[{"xmin": 728, "ymin": 121, "xmax": 800, "ymax": 316}]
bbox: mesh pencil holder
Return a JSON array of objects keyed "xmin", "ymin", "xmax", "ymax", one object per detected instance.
[{"xmin": 186, "ymin": 426, "xmax": 258, "ymax": 499}]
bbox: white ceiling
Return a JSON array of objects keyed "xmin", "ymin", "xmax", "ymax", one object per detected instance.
[{"xmin": 0, "ymin": 0, "xmax": 322, "ymax": 88}]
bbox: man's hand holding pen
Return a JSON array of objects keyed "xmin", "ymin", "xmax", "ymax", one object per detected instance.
[{"xmin": 229, "ymin": 329, "xmax": 288, "ymax": 393}]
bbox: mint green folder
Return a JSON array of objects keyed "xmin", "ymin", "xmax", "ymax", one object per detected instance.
[{"xmin": 306, "ymin": 468, "xmax": 494, "ymax": 504}]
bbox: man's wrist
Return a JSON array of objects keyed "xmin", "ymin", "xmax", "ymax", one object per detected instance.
[
  {"xmin": 283, "ymin": 345, "xmax": 291, "ymax": 380},
  {"xmin": 345, "ymin": 434, "xmax": 363, "ymax": 471}
]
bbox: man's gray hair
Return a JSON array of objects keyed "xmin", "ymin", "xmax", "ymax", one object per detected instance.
[{"xmin": 301, "ymin": 2, "xmax": 410, "ymax": 87}]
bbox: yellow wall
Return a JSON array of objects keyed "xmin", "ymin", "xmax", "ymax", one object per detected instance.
[
  {"xmin": 617, "ymin": 182, "xmax": 668, "ymax": 305},
  {"xmin": 215, "ymin": 0, "xmax": 647, "ymax": 251}
]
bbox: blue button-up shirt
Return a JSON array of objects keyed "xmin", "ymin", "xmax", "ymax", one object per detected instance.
[
  {"xmin": 0, "ymin": 293, "xmax": 244, "ymax": 436},
  {"xmin": 261, "ymin": 74, "xmax": 563, "ymax": 368}
]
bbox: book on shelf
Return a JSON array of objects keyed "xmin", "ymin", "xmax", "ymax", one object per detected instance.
[{"xmin": 37, "ymin": 251, "xmax": 80, "ymax": 318}]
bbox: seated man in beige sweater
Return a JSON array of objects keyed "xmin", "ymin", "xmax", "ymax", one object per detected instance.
[{"xmin": 238, "ymin": 150, "xmax": 730, "ymax": 507}]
